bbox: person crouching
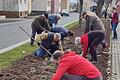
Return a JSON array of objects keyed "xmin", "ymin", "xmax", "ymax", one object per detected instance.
[
  {"xmin": 50, "ymin": 50, "xmax": 103, "ymax": 80},
  {"xmin": 75, "ymin": 30, "xmax": 108, "ymax": 62}
]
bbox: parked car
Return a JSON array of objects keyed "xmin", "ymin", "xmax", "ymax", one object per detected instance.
[{"xmin": 60, "ymin": 9, "xmax": 70, "ymax": 17}]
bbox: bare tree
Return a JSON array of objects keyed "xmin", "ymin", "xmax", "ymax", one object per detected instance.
[
  {"xmin": 116, "ymin": 0, "xmax": 120, "ymax": 4},
  {"xmin": 95, "ymin": 0, "xmax": 105, "ymax": 17},
  {"xmin": 104, "ymin": 0, "xmax": 112, "ymax": 10},
  {"xmin": 79, "ymin": 0, "xmax": 83, "ymax": 17},
  {"xmin": 78, "ymin": 0, "xmax": 83, "ymax": 24},
  {"xmin": 103, "ymin": 0, "xmax": 112, "ymax": 19}
]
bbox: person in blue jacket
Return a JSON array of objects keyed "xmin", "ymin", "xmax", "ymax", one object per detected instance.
[{"xmin": 51, "ymin": 25, "xmax": 74, "ymax": 41}]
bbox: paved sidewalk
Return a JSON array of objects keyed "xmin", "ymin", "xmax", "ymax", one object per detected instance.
[{"xmin": 111, "ymin": 24, "xmax": 120, "ymax": 80}]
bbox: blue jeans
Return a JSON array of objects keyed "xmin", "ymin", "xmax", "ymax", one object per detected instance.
[
  {"xmin": 61, "ymin": 74, "xmax": 103, "ymax": 80},
  {"xmin": 34, "ymin": 47, "xmax": 47, "ymax": 57},
  {"xmin": 112, "ymin": 23, "xmax": 118, "ymax": 38},
  {"xmin": 34, "ymin": 44, "xmax": 59, "ymax": 57}
]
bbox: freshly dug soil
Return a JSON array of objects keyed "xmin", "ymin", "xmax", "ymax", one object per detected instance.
[{"xmin": 0, "ymin": 20, "xmax": 111, "ymax": 80}]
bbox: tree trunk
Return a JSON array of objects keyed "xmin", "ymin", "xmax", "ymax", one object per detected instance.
[
  {"xmin": 79, "ymin": 0, "xmax": 83, "ymax": 24},
  {"xmin": 96, "ymin": 0, "xmax": 105, "ymax": 17}
]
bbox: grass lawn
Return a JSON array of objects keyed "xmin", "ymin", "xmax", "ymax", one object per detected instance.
[
  {"xmin": 0, "ymin": 20, "xmax": 79, "ymax": 70},
  {"xmin": 0, "ymin": 43, "xmax": 38, "ymax": 69}
]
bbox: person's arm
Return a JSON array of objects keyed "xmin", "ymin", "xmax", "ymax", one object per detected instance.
[
  {"xmin": 116, "ymin": 13, "xmax": 119, "ymax": 24},
  {"xmin": 35, "ymin": 33, "xmax": 48, "ymax": 42},
  {"xmin": 58, "ymin": 41, "xmax": 63, "ymax": 51},
  {"xmin": 84, "ymin": 16, "xmax": 90, "ymax": 34},
  {"xmin": 52, "ymin": 60, "xmax": 70, "ymax": 80},
  {"xmin": 81, "ymin": 41, "xmax": 88, "ymax": 58},
  {"xmin": 44, "ymin": 20, "xmax": 51, "ymax": 31}
]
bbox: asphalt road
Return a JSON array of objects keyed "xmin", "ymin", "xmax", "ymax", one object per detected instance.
[{"xmin": 0, "ymin": 13, "xmax": 79, "ymax": 51}]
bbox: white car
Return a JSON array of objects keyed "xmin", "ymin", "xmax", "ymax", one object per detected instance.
[{"xmin": 60, "ymin": 9, "xmax": 70, "ymax": 17}]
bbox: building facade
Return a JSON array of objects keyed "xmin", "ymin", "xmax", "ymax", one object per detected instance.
[
  {"xmin": 32, "ymin": 0, "xmax": 69, "ymax": 14},
  {"xmin": 61, "ymin": 0, "xmax": 69, "ymax": 11},
  {"xmin": 32, "ymin": 0, "xmax": 61, "ymax": 14},
  {"xmin": 0, "ymin": 0, "xmax": 31, "ymax": 18}
]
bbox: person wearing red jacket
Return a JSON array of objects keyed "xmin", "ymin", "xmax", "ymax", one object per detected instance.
[
  {"xmin": 75, "ymin": 30, "xmax": 107, "ymax": 62},
  {"xmin": 50, "ymin": 50, "xmax": 103, "ymax": 80}
]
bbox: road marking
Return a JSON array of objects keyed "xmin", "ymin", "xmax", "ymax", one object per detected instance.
[
  {"xmin": 0, "ymin": 39, "xmax": 30, "ymax": 54},
  {"xmin": 0, "ymin": 19, "xmax": 33, "ymax": 26}
]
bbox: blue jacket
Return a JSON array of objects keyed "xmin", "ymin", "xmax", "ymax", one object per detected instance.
[
  {"xmin": 41, "ymin": 32, "xmax": 59, "ymax": 49},
  {"xmin": 51, "ymin": 26, "xmax": 68, "ymax": 41}
]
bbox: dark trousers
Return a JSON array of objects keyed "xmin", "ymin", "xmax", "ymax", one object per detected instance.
[
  {"xmin": 30, "ymin": 24, "xmax": 43, "ymax": 45},
  {"xmin": 112, "ymin": 23, "xmax": 118, "ymax": 39},
  {"xmin": 60, "ymin": 32, "xmax": 68, "ymax": 41},
  {"xmin": 61, "ymin": 74, "xmax": 103, "ymax": 80},
  {"xmin": 89, "ymin": 34, "xmax": 105, "ymax": 61}
]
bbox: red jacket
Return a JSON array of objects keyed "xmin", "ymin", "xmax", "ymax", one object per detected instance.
[
  {"xmin": 80, "ymin": 33, "xmax": 89, "ymax": 57},
  {"xmin": 52, "ymin": 51, "xmax": 101, "ymax": 80}
]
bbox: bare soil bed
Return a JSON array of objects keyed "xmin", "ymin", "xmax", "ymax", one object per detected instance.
[{"xmin": 0, "ymin": 20, "xmax": 111, "ymax": 80}]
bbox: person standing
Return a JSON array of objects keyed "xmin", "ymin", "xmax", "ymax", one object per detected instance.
[{"xmin": 111, "ymin": 7, "xmax": 119, "ymax": 39}]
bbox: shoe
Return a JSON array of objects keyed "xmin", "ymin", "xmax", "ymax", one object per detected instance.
[
  {"xmin": 112, "ymin": 37, "xmax": 118, "ymax": 40},
  {"xmin": 115, "ymin": 37, "xmax": 118, "ymax": 39},
  {"xmin": 102, "ymin": 43, "xmax": 108, "ymax": 51},
  {"xmin": 90, "ymin": 60, "xmax": 97, "ymax": 64}
]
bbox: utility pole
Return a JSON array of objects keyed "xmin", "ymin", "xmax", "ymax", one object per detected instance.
[{"xmin": 51, "ymin": 0, "xmax": 55, "ymax": 14}]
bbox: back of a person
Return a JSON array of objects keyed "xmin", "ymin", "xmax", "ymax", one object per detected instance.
[
  {"xmin": 62, "ymin": 52, "xmax": 101, "ymax": 78},
  {"xmin": 87, "ymin": 12, "xmax": 105, "ymax": 31},
  {"xmin": 87, "ymin": 30, "xmax": 105, "ymax": 41},
  {"xmin": 48, "ymin": 15, "xmax": 58, "ymax": 27},
  {"xmin": 51, "ymin": 26, "xmax": 68, "ymax": 33}
]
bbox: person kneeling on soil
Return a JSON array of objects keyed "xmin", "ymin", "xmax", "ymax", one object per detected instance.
[
  {"xmin": 75, "ymin": 30, "xmax": 108, "ymax": 63},
  {"xmin": 50, "ymin": 50, "xmax": 103, "ymax": 80},
  {"xmin": 34, "ymin": 32, "xmax": 63, "ymax": 57},
  {"xmin": 51, "ymin": 26, "xmax": 74, "ymax": 41}
]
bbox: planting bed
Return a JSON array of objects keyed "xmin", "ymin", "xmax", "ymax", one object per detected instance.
[{"xmin": 0, "ymin": 20, "xmax": 111, "ymax": 80}]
